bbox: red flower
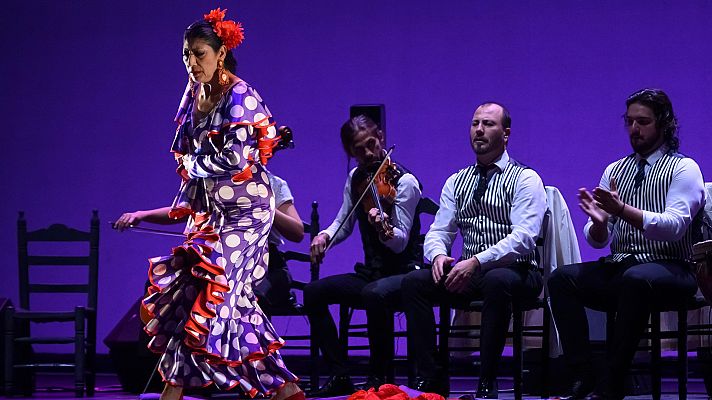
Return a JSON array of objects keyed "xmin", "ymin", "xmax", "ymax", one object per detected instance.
[
  {"xmin": 203, "ymin": 7, "xmax": 244, "ymax": 50},
  {"xmin": 214, "ymin": 20, "xmax": 244, "ymax": 49},
  {"xmin": 204, "ymin": 8, "xmax": 226, "ymax": 24}
]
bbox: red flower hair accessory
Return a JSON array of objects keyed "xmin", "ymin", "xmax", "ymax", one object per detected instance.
[{"xmin": 203, "ymin": 8, "xmax": 244, "ymax": 50}]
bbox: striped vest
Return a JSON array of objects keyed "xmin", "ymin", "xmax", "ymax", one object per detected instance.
[
  {"xmin": 609, "ymin": 152, "xmax": 696, "ymax": 262},
  {"xmin": 452, "ymin": 160, "xmax": 537, "ymax": 266}
]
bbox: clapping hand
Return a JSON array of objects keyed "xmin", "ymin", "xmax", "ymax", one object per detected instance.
[{"xmin": 592, "ymin": 177, "xmax": 625, "ymax": 216}]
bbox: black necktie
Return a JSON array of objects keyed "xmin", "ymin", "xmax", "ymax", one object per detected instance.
[
  {"xmin": 474, "ymin": 164, "xmax": 494, "ymax": 203},
  {"xmin": 634, "ymin": 158, "xmax": 647, "ymax": 190}
]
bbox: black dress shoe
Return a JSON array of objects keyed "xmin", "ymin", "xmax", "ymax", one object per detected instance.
[
  {"xmin": 307, "ymin": 375, "xmax": 354, "ymax": 398},
  {"xmin": 411, "ymin": 377, "xmax": 449, "ymax": 397},
  {"xmin": 560, "ymin": 377, "xmax": 595, "ymax": 400},
  {"xmin": 475, "ymin": 377, "xmax": 498, "ymax": 399},
  {"xmin": 582, "ymin": 391, "xmax": 623, "ymax": 400},
  {"xmin": 354, "ymin": 376, "xmax": 386, "ymax": 391}
]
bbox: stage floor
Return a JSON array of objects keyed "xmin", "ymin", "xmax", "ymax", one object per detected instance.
[{"xmin": 0, "ymin": 374, "xmax": 709, "ymax": 399}]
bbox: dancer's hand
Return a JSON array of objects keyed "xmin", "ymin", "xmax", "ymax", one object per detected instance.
[{"xmin": 113, "ymin": 211, "xmax": 146, "ymax": 231}]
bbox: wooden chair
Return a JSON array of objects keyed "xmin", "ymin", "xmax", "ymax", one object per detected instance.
[
  {"xmin": 602, "ymin": 184, "xmax": 712, "ymax": 400},
  {"xmin": 604, "ymin": 295, "xmax": 711, "ymax": 400},
  {"xmin": 437, "ymin": 209, "xmax": 552, "ymax": 400},
  {"xmin": 337, "ymin": 197, "xmax": 439, "ymax": 382},
  {"xmin": 3, "ymin": 210, "xmax": 99, "ymax": 397},
  {"xmin": 262, "ymin": 201, "xmax": 321, "ymax": 391}
]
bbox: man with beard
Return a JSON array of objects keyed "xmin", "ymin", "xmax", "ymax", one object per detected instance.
[
  {"xmin": 401, "ymin": 102, "xmax": 547, "ymax": 399},
  {"xmin": 548, "ymin": 88, "xmax": 705, "ymax": 400},
  {"xmin": 306, "ymin": 115, "xmax": 423, "ymax": 396}
]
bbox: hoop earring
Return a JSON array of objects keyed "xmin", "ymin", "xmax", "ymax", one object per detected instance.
[{"xmin": 218, "ymin": 59, "xmax": 229, "ymax": 86}]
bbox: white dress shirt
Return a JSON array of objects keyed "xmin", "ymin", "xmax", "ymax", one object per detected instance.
[
  {"xmin": 424, "ymin": 151, "xmax": 547, "ymax": 269},
  {"xmin": 267, "ymin": 172, "xmax": 293, "ymax": 246},
  {"xmin": 584, "ymin": 146, "xmax": 705, "ymax": 248},
  {"xmin": 321, "ymin": 169, "xmax": 422, "ymax": 253}
]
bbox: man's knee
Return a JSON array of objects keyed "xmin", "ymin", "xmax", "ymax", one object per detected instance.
[
  {"xmin": 401, "ymin": 269, "xmax": 432, "ymax": 296},
  {"xmin": 547, "ymin": 264, "xmax": 577, "ymax": 296},
  {"xmin": 303, "ymin": 281, "xmax": 324, "ymax": 308},
  {"xmin": 620, "ymin": 267, "xmax": 653, "ymax": 293},
  {"xmin": 547, "ymin": 267, "xmax": 566, "ymax": 293},
  {"xmin": 481, "ymin": 267, "xmax": 518, "ymax": 295}
]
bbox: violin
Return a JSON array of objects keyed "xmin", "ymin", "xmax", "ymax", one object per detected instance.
[
  {"xmin": 322, "ymin": 146, "xmax": 399, "ymax": 255},
  {"xmin": 353, "ymin": 157, "xmax": 400, "ymax": 240}
]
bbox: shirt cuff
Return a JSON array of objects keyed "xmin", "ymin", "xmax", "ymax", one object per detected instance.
[
  {"xmin": 641, "ymin": 210, "xmax": 654, "ymax": 232},
  {"xmin": 584, "ymin": 222, "xmax": 609, "ymax": 248},
  {"xmin": 474, "ymin": 251, "xmax": 493, "ymax": 268},
  {"xmin": 425, "ymin": 248, "xmax": 448, "ymax": 263}
]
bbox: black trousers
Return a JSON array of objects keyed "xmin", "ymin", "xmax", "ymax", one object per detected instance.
[
  {"xmin": 548, "ymin": 257, "xmax": 697, "ymax": 394},
  {"xmin": 402, "ymin": 264, "xmax": 542, "ymax": 380},
  {"xmin": 303, "ymin": 272, "xmax": 406, "ymax": 378}
]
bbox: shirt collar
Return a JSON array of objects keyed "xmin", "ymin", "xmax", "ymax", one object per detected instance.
[
  {"xmin": 637, "ymin": 145, "xmax": 667, "ymax": 166},
  {"xmin": 476, "ymin": 150, "xmax": 509, "ymax": 172}
]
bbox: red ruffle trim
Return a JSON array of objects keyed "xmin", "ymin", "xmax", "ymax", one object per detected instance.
[
  {"xmin": 142, "ymin": 226, "xmax": 289, "ymax": 371},
  {"xmin": 348, "ymin": 385, "xmax": 444, "ymax": 400}
]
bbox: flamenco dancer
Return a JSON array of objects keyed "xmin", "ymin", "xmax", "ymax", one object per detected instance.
[{"xmin": 114, "ymin": 8, "xmax": 303, "ymax": 400}]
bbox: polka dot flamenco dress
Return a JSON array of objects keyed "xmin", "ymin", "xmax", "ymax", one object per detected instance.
[{"xmin": 141, "ymin": 80, "xmax": 298, "ymax": 397}]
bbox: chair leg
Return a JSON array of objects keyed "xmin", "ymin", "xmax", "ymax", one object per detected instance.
[
  {"xmin": 75, "ymin": 307, "xmax": 86, "ymax": 397},
  {"xmin": 651, "ymin": 312, "xmax": 661, "ymax": 400},
  {"xmin": 338, "ymin": 305, "xmax": 352, "ymax": 361},
  {"xmin": 387, "ymin": 313, "xmax": 395, "ymax": 384},
  {"xmin": 513, "ymin": 306, "xmax": 523, "ymax": 400},
  {"xmin": 438, "ymin": 303, "xmax": 451, "ymax": 387},
  {"xmin": 309, "ymin": 318, "xmax": 320, "ymax": 391},
  {"xmin": 541, "ymin": 301, "xmax": 551, "ymax": 399},
  {"xmin": 677, "ymin": 307, "xmax": 688, "ymax": 400},
  {"xmin": 86, "ymin": 311, "xmax": 96, "ymax": 397},
  {"xmin": 3, "ymin": 307, "xmax": 15, "ymax": 396},
  {"xmin": 605, "ymin": 311, "xmax": 615, "ymax": 353}
]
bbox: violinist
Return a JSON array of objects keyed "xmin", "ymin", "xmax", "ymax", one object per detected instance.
[{"xmin": 306, "ymin": 115, "xmax": 423, "ymax": 397}]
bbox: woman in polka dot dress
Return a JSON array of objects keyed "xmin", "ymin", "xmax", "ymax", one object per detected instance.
[{"xmin": 131, "ymin": 9, "xmax": 303, "ymax": 400}]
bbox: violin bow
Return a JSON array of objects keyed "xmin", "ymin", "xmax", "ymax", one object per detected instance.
[
  {"xmin": 108, "ymin": 221, "xmax": 184, "ymax": 237},
  {"xmin": 323, "ymin": 145, "xmax": 395, "ymax": 254}
]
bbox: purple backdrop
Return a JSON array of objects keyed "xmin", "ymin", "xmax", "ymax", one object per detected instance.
[{"xmin": 2, "ymin": 0, "xmax": 711, "ymax": 353}]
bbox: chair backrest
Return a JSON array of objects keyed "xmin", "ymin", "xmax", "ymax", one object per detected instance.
[
  {"xmin": 17, "ymin": 210, "xmax": 99, "ymax": 310},
  {"xmin": 282, "ymin": 201, "xmax": 320, "ymax": 285},
  {"xmin": 535, "ymin": 208, "xmax": 552, "ymax": 270},
  {"xmin": 415, "ymin": 197, "xmax": 439, "ymax": 262},
  {"xmin": 416, "ymin": 196, "xmax": 439, "ymax": 217},
  {"xmin": 701, "ymin": 182, "xmax": 712, "ymax": 241}
]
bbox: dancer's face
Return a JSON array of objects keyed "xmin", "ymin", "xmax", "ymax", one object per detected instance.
[{"xmin": 183, "ymin": 39, "xmax": 225, "ymax": 84}]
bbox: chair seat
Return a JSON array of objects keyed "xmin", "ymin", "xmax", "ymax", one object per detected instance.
[
  {"xmin": 14, "ymin": 363, "xmax": 75, "ymax": 369},
  {"xmin": 12, "ymin": 310, "xmax": 82, "ymax": 321},
  {"xmin": 265, "ymin": 304, "xmax": 305, "ymax": 316},
  {"xmin": 15, "ymin": 336, "xmax": 75, "ymax": 344},
  {"xmin": 649, "ymin": 294, "xmax": 707, "ymax": 312},
  {"xmin": 449, "ymin": 297, "xmax": 544, "ymax": 312},
  {"xmin": 282, "ymin": 251, "xmax": 310, "ymax": 263}
]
